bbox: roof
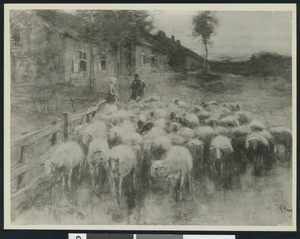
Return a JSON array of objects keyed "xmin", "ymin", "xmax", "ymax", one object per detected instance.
[
  {"xmin": 35, "ymin": 10, "xmax": 88, "ymax": 40},
  {"xmin": 140, "ymin": 31, "xmax": 205, "ymax": 61}
]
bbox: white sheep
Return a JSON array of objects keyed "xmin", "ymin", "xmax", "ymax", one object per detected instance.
[
  {"xmin": 44, "ymin": 141, "xmax": 85, "ymax": 191},
  {"xmin": 217, "ymin": 116, "xmax": 240, "ymax": 128},
  {"xmin": 249, "ymin": 120, "xmax": 266, "ymax": 132},
  {"xmin": 86, "ymin": 138, "xmax": 110, "ymax": 189},
  {"xmin": 144, "ymin": 126, "xmax": 167, "ymax": 140},
  {"xmin": 107, "ymin": 145, "xmax": 137, "ymax": 203},
  {"xmin": 195, "ymin": 126, "xmax": 216, "ymax": 142},
  {"xmin": 176, "ymin": 127, "xmax": 195, "ymax": 141},
  {"xmin": 153, "ymin": 108, "xmax": 168, "ymax": 119},
  {"xmin": 181, "ymin": 113, "xmax": 200, "ymax": 128},
  {"xmin": 154, "ymin": 118, "xmax": 168, "ymax": 129},
  {"xmin": 234, "ymin": 111, "xmax": 252, "ymax": 125},
  {"xmin": 150, "ymin": 146, "xmax": 193, "ymax": 201},
  {"xmin": 210, "ymin": 135, "xmax": 234, "ymax": 179},
  {"xmin": 168, "ymin": 133, "xmax": 186, "ymax": 145}
]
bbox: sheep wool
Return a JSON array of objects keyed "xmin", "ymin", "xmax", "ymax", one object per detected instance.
[
  {"xmin": 245, "ymin": 133, "xmax": 269, "ymax": 149},
  {"xmin": 211, "ymin": 135, "xmax": 233, "ymax": 152},
  {"xmin": 144, "ymin": 126, "xmax": 167, "ymax": 140},
  {"xmin": 44, "ymin": 141, "xmax": 84, "ymax": 176},
  {"xmin": 249, "ymin": 120, "xmax": 266, "ymax": 132}
]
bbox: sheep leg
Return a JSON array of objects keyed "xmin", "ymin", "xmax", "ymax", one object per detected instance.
[
  {"xmin": 132, "ymin": 168, "xmax": 137, "ymax": 191},
  {"xmin": 118, "ymin": 176, "xmax": 124, "ymax": 205},
  {"xmin": 111, "ymin": 177, "xmax": 117, "ymax": 199},
  {"xmin": 220, "ymin": 161, "xmax": 224, "ymax": 180},
  {"xmin": 188, "ymin": 173, "xmax": 193, "ymax": 198},
  {"xmin": 61, "ymin": 173, "xmax": 66, "ymax": 192},
  {"xmin": 179, "ymin": 175, "xmax": 185, "ymax": 201},
  {"xmin": 68, "ymin": 168, "xmax": 73, "ymax": 191}
]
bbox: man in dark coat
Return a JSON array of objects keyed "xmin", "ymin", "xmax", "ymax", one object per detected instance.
[{"xmin": 130, "ymin": 74, "xmax": 147, "ymax": 100}]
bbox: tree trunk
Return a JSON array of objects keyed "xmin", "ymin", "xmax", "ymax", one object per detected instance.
[
  {"xmin": 204, "ymin": 42, "xmax": 208, "ymax": 72},
  {"xmin": 89, "ymin": 42, "xmax": 94, "ymax": 88},
  {"xmin": 117, "ymin": 45, "xmax": 121, "ymax": 79}
]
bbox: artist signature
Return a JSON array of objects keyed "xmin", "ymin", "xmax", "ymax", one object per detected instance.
[{"xmin": 275, "ymin": 204, "xmax": 292, "ymax": 217}]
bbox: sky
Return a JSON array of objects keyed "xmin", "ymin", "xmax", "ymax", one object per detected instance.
[{"xmin": 151, "ymin": 11, "xmax": 293, "ymax": 60}]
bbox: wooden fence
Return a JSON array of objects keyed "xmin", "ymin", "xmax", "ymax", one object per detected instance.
[{"xmin": 10, "ymin": 98, "xmax": 106, "ymax": 219}]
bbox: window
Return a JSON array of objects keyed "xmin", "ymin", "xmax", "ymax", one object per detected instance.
[
  {"xmin": 79, "ymin": 50, "xmax": 87, "ymax": 72},
  {"xmin": 141, "ymin": 53, "xmax": 146, "ymax": 65},
  {"xmin": 99, "ymin": 53, "xmax": 107, "ymax": 71}
]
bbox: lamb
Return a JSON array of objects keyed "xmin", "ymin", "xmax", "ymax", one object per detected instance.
[
  {"xmin": 209, "ymin": 135, "xmax": 234, "ymax": 179},
  {"xmin": 107, "ymin": 145, "xmax": 137, "ymax": 203},
  {"xmin": 269, "ymin": 127, "xmax": 292, "ymax": 162},
  {"xmin": 150, "ymin": 146, "xmax": 193, "ymax": 201},
  {"xmin": 86, "ymin": 138, "xmax": 110, "ymax": 189},
  {"xmin": 43, "ymin": 141, "xmax": 85, "ymax": 191},
  {"xmin": 234, "ymin": 111, "xmax": 252, "ymax": 125}
]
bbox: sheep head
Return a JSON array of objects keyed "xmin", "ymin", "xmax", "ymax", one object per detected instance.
[{"xmin": 150, "ymin": 162, "xmax": 168, "ymax": 179}]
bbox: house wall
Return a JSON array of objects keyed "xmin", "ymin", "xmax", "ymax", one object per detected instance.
[
  {"xmin": 135, "ymin": 44, "xmax": 168, "ymax": 78},
  {"xmin": 63, "ymin": 38, "xmax": 90, "ymax": 86},
  {"xmin": 11, "ymin": 11, "xmax": 66, "ymax": 84}
]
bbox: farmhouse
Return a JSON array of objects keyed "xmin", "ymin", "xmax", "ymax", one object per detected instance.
[{"xmin": 11, "ymin": 10, "xmax": 205, "ymax": 86}]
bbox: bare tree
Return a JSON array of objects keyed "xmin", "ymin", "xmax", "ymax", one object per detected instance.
[{"xmin": 192, "ymin": 11, "xmax": 218, "ymax": 72}]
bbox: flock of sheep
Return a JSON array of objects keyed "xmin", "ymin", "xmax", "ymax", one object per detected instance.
[{"xmin": 43, "ymin": 96, "xmax": 292, "ymax": 206}]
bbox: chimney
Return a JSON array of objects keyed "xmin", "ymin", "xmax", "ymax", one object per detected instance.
[
  {"xmin": 171, "ymin": 35, "xmax": 175, "ymax": 41},
  {"xmin": 176, "ymin": 39, "xmax": 181, "ymax": 45}
]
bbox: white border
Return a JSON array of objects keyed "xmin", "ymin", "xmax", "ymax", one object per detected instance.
[{"xmin": 4, "ymin": 3, "xmax": 297, "ymax": 231}]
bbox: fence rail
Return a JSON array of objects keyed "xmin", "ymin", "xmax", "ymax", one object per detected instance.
[{"xmin": 10, "ymin": 98, "xmax": 107, "ymax": 219}]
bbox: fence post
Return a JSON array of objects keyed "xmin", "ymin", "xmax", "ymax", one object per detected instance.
[
  {"xmin": 17, "ymin": 145, "xmax": 26, "ymax": 190},
  {"xmin": 62, "ymin": 112, "xmax": 69, "ymax": 141}
]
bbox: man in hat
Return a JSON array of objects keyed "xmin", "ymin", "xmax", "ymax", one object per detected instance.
[
  {"xmin": 106, "ymin": 76, "xmax": 118, "ymax": 103},
  {"xmin": 130, "ymin": 74, "xmax": 147, "ymax": 100}
]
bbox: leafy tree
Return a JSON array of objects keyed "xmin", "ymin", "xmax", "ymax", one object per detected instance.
[
  {"xmin": 192, "ymin": 11, "xmax": 218, "ymax": 72},
  {"xmin": 76, "ymin": 10, "xmax": 153, "ymax": 78}
]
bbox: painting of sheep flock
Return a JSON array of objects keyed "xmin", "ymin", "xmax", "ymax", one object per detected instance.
[{"xmin": 5, "ymin": 4, "xmax": 296, "ymax": 230}]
